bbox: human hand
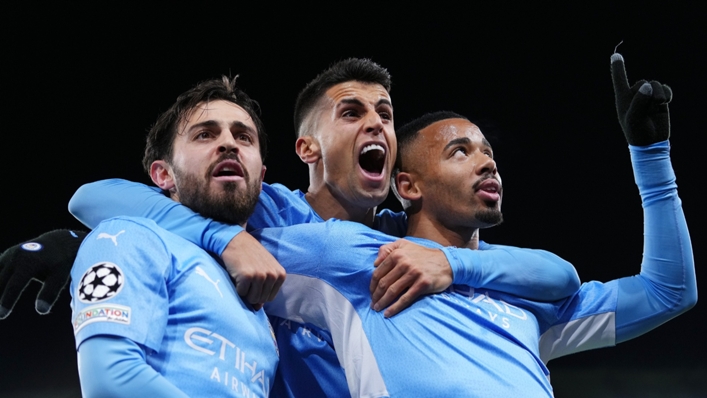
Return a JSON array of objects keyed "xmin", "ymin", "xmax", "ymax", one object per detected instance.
[
  {"xmin": 370, "ymin": 239, "xmax": 453, "ymax": 317},
  {"xmin": 0, "ymin": 229, "xmax": 87, "ymax": 319},
  {"xmin": 221, "ymin": 231, "xmax": 286, "ymax": 310},
  {"xmin": 611, "ymin": 52, "xmax": 672, "ymax": 146}
]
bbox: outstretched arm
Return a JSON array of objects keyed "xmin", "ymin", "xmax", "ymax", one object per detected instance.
[
  {"xmin": 370, "ymin": 241, "xmax": 580, "ymax": 317},
  {"xmin": 69, "ymin": 178, "xmax": 285, "ymax": 307},
  {"xmin": 70, "ymin": 179, "xmax": 242, "ymax": 255}
]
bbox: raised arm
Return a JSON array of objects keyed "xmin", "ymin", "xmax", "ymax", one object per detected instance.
[
  {"xmin": 539, "ymin": 53, "xmax": 695, "ymax": 361},
  {"xmin": 611, "ymin": 53, "xmax": 695, "ymax": 343}
]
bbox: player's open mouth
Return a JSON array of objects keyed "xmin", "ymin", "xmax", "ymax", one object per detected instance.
[
  {"xmin": 475, "ymin": 178, "xmax": 501, "ymax": 202},
  {"xmin": 359, "ymin": 143, "xmax": 386, "ymax": 176},
  {"xmin": 212, "ymin": 160, "xmax": 244, "ymax": 179}
]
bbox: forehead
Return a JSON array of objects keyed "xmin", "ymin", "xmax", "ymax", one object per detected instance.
[
  {"xmin": 322, "ymin": 81, "xmax": 391, "ymax": 108},
  {"xmin": 181, "ymin": 100, "xmax": 255, "ymax": 131},
  {"xmin": 419, "ymin": 118, "xmax": 485, "ymax": 148}
]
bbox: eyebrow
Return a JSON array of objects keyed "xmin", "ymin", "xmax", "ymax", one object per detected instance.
[
  {"xmin": 187, "ymin": 120, "xmax": 256, "ymax": 135},
  {"xmin": 443, "ymin": 137, "xmax": 471, "ymax": 151},
  {"xmin": 338, "ymin": 98, "xmax": 393, "ymax": 109},
  {"xmin": 443, "ymin": 137, "xmax": 493, "ymax": 151}
]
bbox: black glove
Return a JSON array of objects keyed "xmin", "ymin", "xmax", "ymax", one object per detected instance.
[
  {"xmin": 0, "ymin": 229, "xmax": 87, "ymax": 319},
  {"xmin": 611, "ymin": 53, "xmax": 672, "ymax": 146}
]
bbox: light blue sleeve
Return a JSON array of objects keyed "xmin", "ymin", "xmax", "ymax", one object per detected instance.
[
  {"xmin": 78, "ymin": 335, "xmax": 189, "ymax": 398},
  {"xmin": 376, "ymin": 209, "xmax": 581, "ymax": 301},
  {"xmin": 614, "ymin": 141, "xmax": 696, "ymax": 342},
  {"xmin": 68, "ymin": 179, "xmax": 243, "ymax": 255},
  {"xmin": 442, "ymin": 245, "xmax": 581, "ymax": 301},
  {"xmin": 247, "ymin": 183, "xmax": 324, "ymax": 230}
]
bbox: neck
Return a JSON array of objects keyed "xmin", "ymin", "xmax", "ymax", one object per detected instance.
[
  {"xmin": 304, "ymin": 189, "xmax": 377, "ymax": 226},
  {"xmin": 303, "ymin": 163, "xmax": 378, "ymax": 226},
  {"xmin": 405, "ymin": 212, "xmax": 480, "ymax": 250}
]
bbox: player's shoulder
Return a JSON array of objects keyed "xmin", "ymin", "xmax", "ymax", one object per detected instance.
[
  {"xmin": 260, "ymin": 182, "xmax": 302, "ymax": 203},
  {"xmin": 91, "ymin": 216, "xmax": 161, "ymax": 234},
  {"xmin": 86, "ymin": 216, "xmax": 175, "ymax": 249}
]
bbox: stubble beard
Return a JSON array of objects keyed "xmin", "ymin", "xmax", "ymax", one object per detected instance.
[
  {"xmin": 173, "ymin": 165, "xmax": 260, "ymax": 226},
  {"xmin": 475, "ymin": 207, "xmax": 503, "ymax": 228}
]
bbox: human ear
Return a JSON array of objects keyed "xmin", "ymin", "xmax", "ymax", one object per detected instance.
[
  {"xmin": 295, "ymin": 136, "xmax": 321, "ymax": 164},
  {"xmin": 395, "ymin": 171, "xmax": 421, "ymax": 201},
  {"xmin": 150, "ymin": 160, "xmax": 176, "ymax": 191}
]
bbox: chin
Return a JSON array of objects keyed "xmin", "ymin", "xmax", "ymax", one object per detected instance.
[{"xmin": 476, "ymin": 209, "xmax": 503, "ymax": 227}]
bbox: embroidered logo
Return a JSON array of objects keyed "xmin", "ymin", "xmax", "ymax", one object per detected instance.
[{"xmin": 96, "ymin": 230, "xmax": 125, "ymax": 246}]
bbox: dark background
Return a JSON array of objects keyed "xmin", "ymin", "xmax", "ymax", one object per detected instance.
[{"xmin": 1, "ymin": 3, "xmax": 704, "ymax": 397}]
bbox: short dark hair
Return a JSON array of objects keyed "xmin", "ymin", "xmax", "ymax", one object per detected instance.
[
  {"xmin": 143, "ymin": 76, "xmax": 267, "ymax": 173},
  {"xmin": 392, "ymin": 111, "xmax": 468, "ymax": 209},
  {"xmin": 395, "ymin": 111, "xmax": 468, "ymax": 168},
  {"xmin": 293, "ymin": 58, "xmax": 392, "ymax": 137}
]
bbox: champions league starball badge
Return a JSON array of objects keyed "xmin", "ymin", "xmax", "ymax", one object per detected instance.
[{"xmin": 77, "ymin": 262, "xmax": 125, "ymax": 303}]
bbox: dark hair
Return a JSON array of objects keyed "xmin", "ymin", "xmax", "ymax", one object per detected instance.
[
  {"xmin": 142, "ymin": 75, "xmax": 267, "ymax": 173},
  {"xmin": 391, "ymin": 111, "xmax": 468, "ymax": 209},
  {"xmin": 395, "ymin": 111, "xmax": 468, "ymax": 168},
  {"xmin": 293, "ymin": 58, "xmax": 392, "ymax": 137}
]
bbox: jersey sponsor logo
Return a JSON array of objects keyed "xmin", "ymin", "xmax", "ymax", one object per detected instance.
[
  {"xmin": 77, "ymin": 262, "xmax": 124, "ymax": 303},
  {"xmin": 446, "ymin": 286, "xmax": 529, "ymax": 330},
  {"xmin": 73, "ymin": 304, "xmax": 131, "ymax": 333},
  {"xmin": 195, "ymin": 266, "xmax": 224, "ymax": 298},
  {"xmin": 184, "ymin": 327, "xmax": 271, "ymax": 397},
  {"xmin": 20, "ymin": 242, "xmax": 42, "ymax": 251},
  {"xmin": 96, "ymin": 230, "xmax": 125, "ymax": 246}
]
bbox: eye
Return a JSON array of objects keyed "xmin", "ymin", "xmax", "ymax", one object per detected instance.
[
  {"xmin": 195, "ymin": 130, "xmax": 212, "ymax": 140},
  {"xmin": 452, "ymin": 147, "xmax": 468, "ymax": 157},
  {"xmin": 237, "ymin": 133, "xmax": 254, "ymax": 144},
  {"xmin": 342, "ymin": 109, "xmax": 359, "ymax": 118},
  {"xmin": 378, "ymin": 111, "xmax": 392, "ymax": 121},
  {"xmin": 484, "ymin": 150, "xmax": 494, "ymax": 158}
]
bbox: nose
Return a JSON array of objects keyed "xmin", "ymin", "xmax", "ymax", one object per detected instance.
[
  {"xmin": 476, "ymin": 153, "xmax": 497, "ymax": 176},
  {"xmin": 364, "ymin": 112, "xmax": 384, "ymax": 135},
  {"xmin": 217, "ymin": 130, "xmax": 239, "ymax": 154}
]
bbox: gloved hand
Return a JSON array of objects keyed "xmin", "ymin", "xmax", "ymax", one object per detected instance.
[
  {"xmin": 0, "ymin": 229, "xmax": 87, "ymax": 319},
  {"xmin": 611, "ymin": 53, "xmax": 672, "ymax": 146}
]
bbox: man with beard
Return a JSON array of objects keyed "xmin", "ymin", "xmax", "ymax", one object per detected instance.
[{"xmin": 69, "ymin": 77, "xmax": 281, "ymax": 397}]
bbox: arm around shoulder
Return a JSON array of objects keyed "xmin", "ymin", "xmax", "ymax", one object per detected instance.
[{"xmin": 443, "ymin": 245, "xmax": 581, "ymax": 301}]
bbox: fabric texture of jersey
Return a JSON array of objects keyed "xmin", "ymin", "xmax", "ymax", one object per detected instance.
[
  {"xmin": 69, "ymin": 179, "xmax": 581, "ymax": 397},
  {"xmin": 252, "ymin": 141, "xmax": 694, "ymax": 397},
  {"xmin": 70, "ymin": 216, "xmax": 279, "ymax": 397}
]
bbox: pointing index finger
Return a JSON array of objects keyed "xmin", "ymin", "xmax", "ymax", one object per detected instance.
[{"xmin": 611, "ymin": 52, "xmax": 630, "ymax": 98}]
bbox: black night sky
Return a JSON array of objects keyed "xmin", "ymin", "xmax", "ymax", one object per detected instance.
[{"xmin": 1, "ymin": 3, "xmax": 705, "ymax": 397}]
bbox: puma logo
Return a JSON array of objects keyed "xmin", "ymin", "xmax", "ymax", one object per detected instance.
[
  {"xmin": 195, "ymin": 266, "xmax": 223, "ymax": 298},
  {"xmin": 97, "ymin": 230, "xmax": 125, "ymax": 246}
]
